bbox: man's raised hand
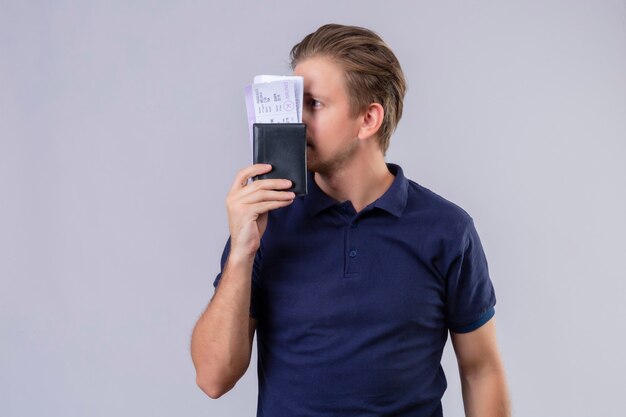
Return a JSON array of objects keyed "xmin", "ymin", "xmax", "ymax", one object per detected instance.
[{"xmin": 225, "ymin": 164, "xmax": 295, "ymax": 262}]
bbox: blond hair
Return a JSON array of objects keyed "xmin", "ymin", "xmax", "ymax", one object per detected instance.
[{"xmin": 290, "ymin": 24, "xmax": 407, "ymax": 154}]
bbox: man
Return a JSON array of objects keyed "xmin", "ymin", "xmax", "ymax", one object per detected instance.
[{"xmin": 191, "ymin": 24, "xmax": 510, "ymax": 416}]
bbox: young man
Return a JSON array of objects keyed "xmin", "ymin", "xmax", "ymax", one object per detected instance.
[{"xmin": 191, "ymin": 24, "xmax": 510, "ymax": 416}]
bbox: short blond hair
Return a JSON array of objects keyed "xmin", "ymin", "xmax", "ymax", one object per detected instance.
[{"xmin": 290, "ymin": 24, "xmax": 407, "ymax": 154}]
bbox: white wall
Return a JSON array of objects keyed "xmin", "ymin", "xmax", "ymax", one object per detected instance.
[{"xmin": 2, "ymin": 1, "xmax": 625, "ymax": 416}]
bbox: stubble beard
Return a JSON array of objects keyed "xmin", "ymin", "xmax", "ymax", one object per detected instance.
[{"xmin": 307, "ymin": 137, "xmax": 360, "ymax": 176}]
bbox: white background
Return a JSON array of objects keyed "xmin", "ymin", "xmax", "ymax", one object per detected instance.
[{"xmin": 2, "ymin": 1, "xmax": 625, "ymax": 416}]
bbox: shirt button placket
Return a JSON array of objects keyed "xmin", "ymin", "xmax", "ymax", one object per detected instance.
[{"xmin": 346, "ymin": 213, "xmax": 359, "ymax": 276}]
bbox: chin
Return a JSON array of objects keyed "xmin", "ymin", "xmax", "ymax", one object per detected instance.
[
  {"xmin": 307, "ymin": 159, "xmax": 336, "ymax": 176},
  {"xmin": 306, "ymin": 147, "xmax": 317, "ymax": 171},
  {"xmin": 306, "ymin": 160, "xmax": 322, "ymax": 174},
  {"xmin": 306, "ymin": 160, "xmax": 318, "ymax": 173}
]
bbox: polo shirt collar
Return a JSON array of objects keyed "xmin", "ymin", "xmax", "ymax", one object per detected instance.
[
  {"xmin": 303, "ymin": 170, "xmax": 337, "ymax": 217},
  {"xmin": 303, "ymin": 163, "xmax": 409, "ymax": 218},
  {"xmin": 372, "ymin": 163, "xmax": 409, "ymax": 218}
]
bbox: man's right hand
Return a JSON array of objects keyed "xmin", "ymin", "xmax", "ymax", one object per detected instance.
[
  {"xmin": 226, "ymin": 164, "xmax": 295, "ymax": 262},
  {"xmin": 193, "ymin": 163, "xmax": 291, "ymax": 398}
]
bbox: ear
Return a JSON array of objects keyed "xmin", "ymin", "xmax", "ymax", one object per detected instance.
[{"xmin": 357, "ymin": 102, "xmax": 384, "ymax": 141}]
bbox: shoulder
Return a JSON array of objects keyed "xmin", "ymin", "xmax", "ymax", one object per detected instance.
[{"xmin": 404, "ymin": 178, "xmax": 474, "ymax": 235}]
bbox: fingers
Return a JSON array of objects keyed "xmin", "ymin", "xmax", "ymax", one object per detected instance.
[
  {"xmin": 225, "ymin": 165, "xmax": 296, "ymax": 258},
  {"xmin": 230, "ymin": 164, "xmax": 273, "ymax": 192},
  {"xmin": 230, "ymin": 165, "xmax": 294, "ymax": 198},
  {"xmin": 228, "ymin": 183, "xmax": 295, "ymax": 210},
  {"xmin": 238, "ymin": 179, "xmax": 293, "ymax": 201},
  {"xmin": 227, "ymin": 165, "xmax": 296, "ymax": 212},
  {"xmin": 227, "ymin": 164, "xmax": 297, "ymax": 219},
  {"xmin": 238, "ymin": 189, "xmax": 296, "ymax": 204},
  {"xmin": 255, "ymin": 199, "xmax": 295, "ymax": 213}
]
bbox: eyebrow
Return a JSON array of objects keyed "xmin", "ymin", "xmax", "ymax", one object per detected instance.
[{"xmin": 303, "ymin": 91, "xmax": 329, "ymax": 101}]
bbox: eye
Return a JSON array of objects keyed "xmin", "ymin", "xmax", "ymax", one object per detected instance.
[{"xmin": 309, "ymin": 98, "xmax": 322, "ymax": 109}]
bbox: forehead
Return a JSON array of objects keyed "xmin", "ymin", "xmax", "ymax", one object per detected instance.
[{"xmin": 293, "ymin": 56, "xmax": 348, "ymax": 98}]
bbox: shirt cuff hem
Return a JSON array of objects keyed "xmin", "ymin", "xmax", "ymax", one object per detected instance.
[{"xmin": 450, "ymin": 307, "xmax": 495, "ymax": 334}]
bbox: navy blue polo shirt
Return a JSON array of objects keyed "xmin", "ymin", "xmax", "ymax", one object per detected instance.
[{"xmin": 214, "ymin": 163, "xmax": 496, "ymax": 417}]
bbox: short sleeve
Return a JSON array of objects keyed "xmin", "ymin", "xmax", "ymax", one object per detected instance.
[
  {"xmin": 213, "ymin": 237, "xmax": 261, "ymax": 319},
  {"xmin": 445, "ymin": 218, "xmax": 496, "ymax": 333}
]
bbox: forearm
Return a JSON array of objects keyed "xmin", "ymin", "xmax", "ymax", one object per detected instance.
[
  {"xmin": 459, "ymin": 364, "xmax": 510, "ymax": 417},
  {"xmin": 192, "ymin": 164, "xmax": 294, "ymax": 397},
  {"xmin": 191, "ymin": 254, "xmax": 255, "ymax": 398}
]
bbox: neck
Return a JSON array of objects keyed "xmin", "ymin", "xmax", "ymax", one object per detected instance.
[{"xmin": 313, "ymin": 150, "xmax": 395, "ymax": 213}]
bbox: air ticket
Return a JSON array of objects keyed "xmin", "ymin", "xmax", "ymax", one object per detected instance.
[
  {"xmin": 244, "ymin": 74, "xmax": 304, "ymax": 161},
  {"xmin": 252, "ymin": 79, "xmax": 298, "ymax": 124},
  {"xmin": 254, "ymin": 75, "xmax": 303, "ymax": 123}
]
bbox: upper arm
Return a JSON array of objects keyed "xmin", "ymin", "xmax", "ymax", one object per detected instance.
[{"xmin": 450, "ymin": 317, "xmax": 504, "ymax": 375}]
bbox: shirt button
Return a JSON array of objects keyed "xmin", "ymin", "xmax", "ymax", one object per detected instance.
[{"xmin": 349, "ymin": 249, "xmax": 357, "ymax": 258}]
